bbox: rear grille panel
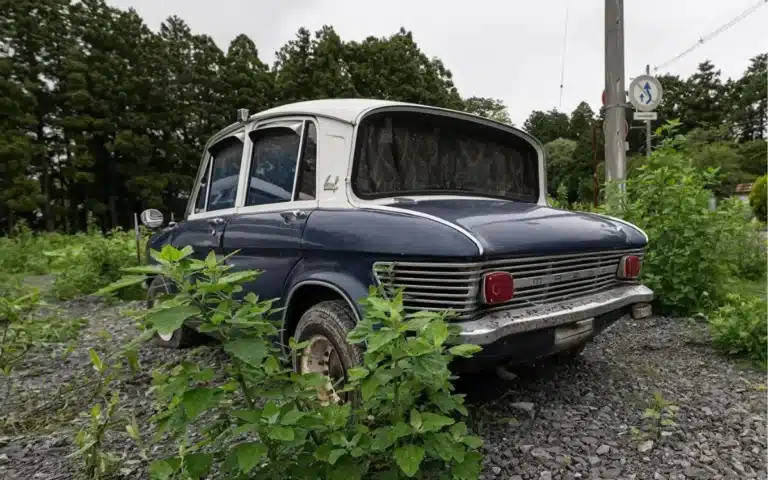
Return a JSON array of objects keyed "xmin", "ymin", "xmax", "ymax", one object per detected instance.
[{"xmin": 372, "ymin": 248, "xmax": 644, "ymax": 320}]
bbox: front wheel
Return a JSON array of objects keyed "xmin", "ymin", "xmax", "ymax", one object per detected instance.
[
  {"xmin": 146, "ymin": 276, "xmax": 202, "ymax": 349},
  {"xmin": 293, "ymin": 300, "xmax": 363, "ymax": 405}
]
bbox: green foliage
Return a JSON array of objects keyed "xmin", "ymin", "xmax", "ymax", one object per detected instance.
[
  {"xmin": 0, "ymin": 286, "xmax": 86, "ymax": 409},
  {"xmin": 462, "ymin": 97, "xmax": 512, "ymax": 125},
  {"xmin": 750, "ymin": 175, "xmax": 767, "ymax": 222},
  {"xmin": 97, "ymin": 245, "xmax": 484, "ymax": 479},
  {"xmin": 0, "ymin": 222, "xmax": 145, "ymax": 300},
  {"xmin": 631, "ymin": 392, "xmax": 679, "ymax": 441},
  {"xmin": 708, "ymin": 294, "xmax": 767, "ymax": 369},
  {"xmin": 603, "ymin": 124, "xmax": 765, "ymax": 315},
  {"xmin": 345, "ymin": 288, "xmax": 484, "ymax": 478}
]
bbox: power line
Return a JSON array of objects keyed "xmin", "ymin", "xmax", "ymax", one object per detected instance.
[
  {"xmin": 654, "ymin": 0, "xmax": 768, "ymax": 72},
  {"xmin": 558, "ymin": 3, "xmax": 569, "ymax": 110}
]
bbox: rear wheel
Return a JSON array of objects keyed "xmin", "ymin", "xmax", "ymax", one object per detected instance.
[
  {"xmin": 293, "ymin": 300, "xmax": 363, "ymax": 405},
  {"xmin": 147, "ymin": 276, "xmax": 202, "ymax": 349}
]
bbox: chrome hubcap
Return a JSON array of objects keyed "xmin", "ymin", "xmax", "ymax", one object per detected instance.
[
  {"xmin": 158, "ymin": 331, "xmax": 174, "ymax": 341},
  {"xmin": 300, "ymin": 335, "xmax": 345, "ymax": 405}
]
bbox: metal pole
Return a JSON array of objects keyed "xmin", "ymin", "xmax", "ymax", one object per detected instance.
[
  {"xmin": 645, "ymin": 64, "xmax": 652, "ymax": 158},
  {"xmin": 604, "ymin": 0, "xmax": 627, "ymax": 199},
  {"xmin": 593, "ymin": 123, "xmax": 599, "ymax": 207},
  {"xmin": 134, "ymin": 212, "xmax": 141, "ymax": 265}
]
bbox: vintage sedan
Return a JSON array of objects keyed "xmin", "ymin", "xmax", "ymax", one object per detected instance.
[{"xmin": 140, "ymin": 99, "xmax": 654, "ymax": 382}]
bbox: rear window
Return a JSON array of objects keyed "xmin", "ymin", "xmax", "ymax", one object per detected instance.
[{"xmin": 352, "ymin": 111, "xmax": 539, "ymax": 202}]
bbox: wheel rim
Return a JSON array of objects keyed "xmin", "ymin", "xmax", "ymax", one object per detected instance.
[
  {"xmin": 299, "ymin": 335, "xmax": 346, "ymax": 405},
  {"xmin": 158, "ymin": 331, "xmax": 174, "ymax": 341}
]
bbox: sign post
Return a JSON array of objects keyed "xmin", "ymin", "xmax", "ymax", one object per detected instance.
[{"xmin": 629, "ymin": 66, "xmax": 663, "ymax": 157}]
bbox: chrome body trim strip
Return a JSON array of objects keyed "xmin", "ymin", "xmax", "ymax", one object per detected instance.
[
  {"xmin": 452, "ymin": 284, "xmax": 654, "ymax": 345},
  {"xmin": 353, "ymin": 203, "xmax": 485, "ymax": 255}
]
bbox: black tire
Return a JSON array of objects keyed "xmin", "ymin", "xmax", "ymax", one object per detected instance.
[
  {"xmin": 293, "ymin": 300, "xmax": 364, "ymax": 405},
  {"xmin": 554, "ymin": 343, "xmax": 587, "ymax": 363},
  {"xmin": 147, "ymin": 276, "xmax": 201, "ymax": 349}
]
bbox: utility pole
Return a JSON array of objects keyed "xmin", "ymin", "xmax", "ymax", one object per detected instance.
[
  {"xmin": 604, "ymin": 0, "xmax": 627, "ymax": 197},
  {"xmin": 645, "ymin": 64, "xmax": 652, "ymax": 157}
]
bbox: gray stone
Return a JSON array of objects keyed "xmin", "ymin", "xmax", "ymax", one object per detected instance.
[
  {"xmin": 597, "ymin": 444, "xmax": 610, "ymax": 455},
  {"xmin": 639, "ymin": 440, "xmax": 655, "ymax": 453},
  {"xmin": 491, "ymin": 466, "xmax": 501, "ymax": 475},
  {"xmin": 531, "ymin": 448, "xmax": 552, "ymax": 461}
]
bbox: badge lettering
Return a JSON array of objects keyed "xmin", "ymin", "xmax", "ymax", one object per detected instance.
[{"xmin": 323, "ymin": 175, "xmax": 340, "ymax": 192}]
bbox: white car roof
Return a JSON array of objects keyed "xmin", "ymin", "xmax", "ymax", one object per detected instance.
[{"xmin": 250, "ymin": 98, "xmax": 413, "ymax": 125}]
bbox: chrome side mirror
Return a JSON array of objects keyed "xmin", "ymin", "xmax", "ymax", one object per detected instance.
[{"xmin": 140, "ymin": 208, "xmax": 164, "ymax": 229}]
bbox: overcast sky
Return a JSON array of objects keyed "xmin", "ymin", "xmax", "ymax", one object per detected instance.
[{"xmin": 108, "ymin": 0, "xmax": 768, "ymax": 125}]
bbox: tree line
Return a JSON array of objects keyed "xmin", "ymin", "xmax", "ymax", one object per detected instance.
[
  {"xmin": 526, "ymin": 57, "xmax": 767, "ymax": 204},
  {"xmin": 1, "ymin": 0, "xmax": 765, "ymax": 233}
]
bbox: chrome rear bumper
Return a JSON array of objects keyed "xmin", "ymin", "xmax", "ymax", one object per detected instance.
[{"xmin": 455, "ymin": 284, "xmax": 654, "ymax": 345}]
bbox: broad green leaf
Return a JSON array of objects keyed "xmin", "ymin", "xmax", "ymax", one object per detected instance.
[
  {"xmin": 121, "ymin": 265, "xmax": 164, "ymax": 275},
  {"xmin": 347, "ymin": 366, "xmax": 370, "ymax": 381},
  {"xmin": 280, "ymin": 408, "xmax": 304, "ymax": 426},
  {"xmin": 462, "ymin": 435, "xmax": 484, "ymax": 449},
  {"xmin": 223, "ymin": 338, "xmax": 269, "ymax": 367},
  {"xmin": 235, "ymin": 442, "xmax": 268, "ymax": 473},
  {"xmin": 184, "ymin": 453, "xmax": 212, "ymax": 479},
  {"xmin": 394, "ymin": 445, "xmax": 425, "ymax": 477},
  {"xmin": 149, "ymin": 305, "xmax": 200, "ymax": 335},
  {"xmin": 372, "ymin": 427, "xmax": 397, "ymax": 451},
  {"xmin": 328, "ymin": 449, "xmax": 346, "ymax": 465},
  {"xmin": 419, "ymin": 412, "xmax": 455, "ymax": 432},
  {"xmin": 425, "ymin": 321, "xmax": 450, "ymax": 347},
  {"xmin": 218, "ymin": 270, "xmax": 259, "ymax": 285},
  {"xmin": 181, "ymin": 388, "xmax": 216, "ymax": 419},
  {"xmin": 404, "ymin": 338, "xmax": 432, "ymax": 357},
  {"xmin": 427, "ymin": 432, "xmax": 454, "ymax": 461},
  {"xmin": 329, "ymin": 456, "xmax": 364, "ymax": 480},
  {"xmin": 367, "ymin": 328, "xmax": 400, "ymax": 353},
  {"xmin": 409, "ymin": 409, "xmax": 423, "ymax": 430},
  {"xmin": 448, "ymin": 344, "xmax": 483, "ymax": 358},
  {"xmin": 95, "ymin": 275, "xmax": 147, "ymax": 296},
  {"xmin": 452, "ymin": 451, "xmax": 484, "ymax": 480},
  {"xmin": 149, "ymin": 459, "xmax": 178, "ymax": 479},
  {"xmin": 267, "ymin": 425, "xmax": 295, "ymax": 442},
  {"xmin": 262, "ymin": 401, "xmax": 280, "ymax": 423},
  {"xmin": 233, "ymin": 409, "xmax": 261, "ymax": 423},
  {"xmin": 404, "ymin": 311, "xmax": 437, "ymax": 331},
  {"xmin": 450, "ymin": 422, "xmax": 468, "ymax": 439}
]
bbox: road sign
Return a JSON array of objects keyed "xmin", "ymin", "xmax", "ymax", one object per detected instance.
[
  {"xmin": 634, "ymin": 111, "xmax": 658, "ymax": 121},
  {"xmin": 629, "ymin": 75, "xmax": 663, "ymax": 112}
]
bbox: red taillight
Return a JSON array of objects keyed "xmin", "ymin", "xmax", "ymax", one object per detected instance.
[
  {"xmin": 618, "ymin": 255, "xmax": 641, "ymax": 279},
  {"xmin": 482, "ymin": 272, "xmax": 515, "ymax": 304}
]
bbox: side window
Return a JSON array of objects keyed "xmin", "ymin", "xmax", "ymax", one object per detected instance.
[
  {"xmin": 246, "ymin": 127, "xmax": 301, "ymax": 206},
  {"xmin": 296, "ymin": 122, "xmax": 317, "ymax": 200},
  {"xmin": 194, "ymin": 161, "xmax": 211, "ymax": 213},
  {"xmin": 207, "ymin": 136, "xmax": 244, "ymax": 212}
]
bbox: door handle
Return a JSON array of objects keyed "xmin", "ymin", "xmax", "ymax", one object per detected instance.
[
  {"xmin": 208, "ymin": 217, "xmax": 225, "ymax": 235},
  {"xmin": 280, "ymin": 210, "xmax": 308, "ymax": 222}
]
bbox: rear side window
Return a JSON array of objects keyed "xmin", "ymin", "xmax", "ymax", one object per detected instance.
[
  {"xmin": 296, "ymin": 122, "xmax": 317, "ymax": 200},
  {"xmin": 245, "ymin": 128, "xmax": 301, "ymax": 206},
  {"xmin": 207, "ymin": 137, "xmax": 244, "ymax": 211},
  {"xmin": 194, "ymin": 161, "xmax": 211, "ymax": 213}
]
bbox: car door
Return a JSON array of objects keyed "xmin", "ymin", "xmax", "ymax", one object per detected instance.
[
  {"xmin": 173, "ymin": 129, "xmax": 246, "ymax": 259},
  {"xmin": 222, "ymin": 118, "xmax": 318, "ymax": 304}
]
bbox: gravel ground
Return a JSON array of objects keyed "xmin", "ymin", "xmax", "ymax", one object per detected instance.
[{"xmin": 0, "ymin": 298, "xmax": 765, "ymax": 480}]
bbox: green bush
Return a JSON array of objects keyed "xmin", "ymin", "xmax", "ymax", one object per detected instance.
[
  {"xmin": 603, "ymin": 127, "xmax": 765, "ymax": 315},
  {"xmin": 708, "ymin": 293, "xmax": 767, "ymax": 369},
  {"xmin": 749, "ymin": 174, "xmax": 767, "ymax": 222},
  {"xmin": 95, "ymin": 245, "xmax": 485, "ymax": 479},
  {"xmin": 47, "ymin": 228, "xmax": 141, "ymax": 300}
]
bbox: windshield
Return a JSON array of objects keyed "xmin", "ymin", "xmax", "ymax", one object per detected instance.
[{"xmin": 352, "ymin": 111, "xmax": 539, "ymax": 202}]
